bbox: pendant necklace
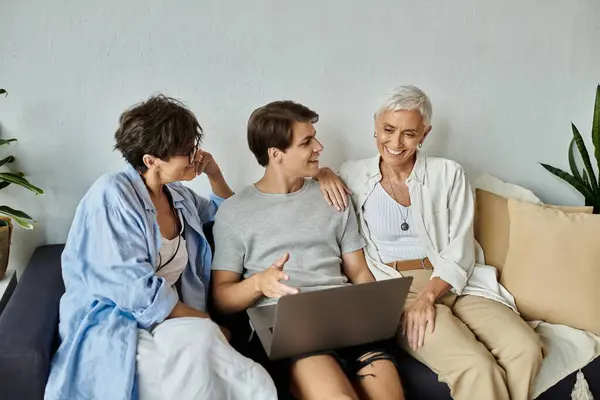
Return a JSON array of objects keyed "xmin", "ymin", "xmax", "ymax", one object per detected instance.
[{"xmin": 384, "ymin": 163, "xmax": 410, "ymax": 231}]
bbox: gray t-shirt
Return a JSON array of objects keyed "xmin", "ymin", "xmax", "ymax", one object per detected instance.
[{"xmin": 212, "ymin": 179, "xmax": 366, "ymax": 305}]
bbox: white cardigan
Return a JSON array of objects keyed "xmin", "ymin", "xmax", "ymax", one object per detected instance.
[{"xmin": 339, "ymin": 152, "xmax": 517, "ymax": 311}]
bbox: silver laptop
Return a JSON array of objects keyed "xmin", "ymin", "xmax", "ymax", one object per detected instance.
[{"xmin": 246, "ymin": 277, "xmax": 412, "ymax": 360}]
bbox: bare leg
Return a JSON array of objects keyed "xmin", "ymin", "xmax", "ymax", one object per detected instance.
[
  {"xmin": 289, "ymin": 354, "xmax": 359, "ymax": 400},
  {"xmin": 353, "ymin": 351, "xmax": 405, "ymax": 400}
]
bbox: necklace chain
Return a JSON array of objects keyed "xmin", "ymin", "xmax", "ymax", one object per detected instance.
[{"xmin": 383, "ymin": 162, "xmax": 410, "ymax": 230}]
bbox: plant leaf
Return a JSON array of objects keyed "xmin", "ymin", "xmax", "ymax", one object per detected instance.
[
  {"xmin": 0, "ymin": 155, "xmax": 15, "ymax": 168},
  {"xmin": 583, "ymin": 169, "xmax": 589, "ymax": 185},
  {"xmin": 0, "ymin": 89, "xmax": 6, "ymax": 97},
  {"xmin": 0, "ymin": 172, "xmax": 44, "ymax": 194},
  {"xmin": 0, "ymin": 139, "xmax": 17, "ymax": 146},
  {"xmin": 593, "ymin": 84, "xmax": 600, "ymax": 185},
  {"xmin": 0, "ymin": 172, "xmax": 23, "ymax": 190},
  {"xmin": 0, "ymin": 205, "xmax": 34, "ymax": 230},
  {"xmin": 11, "ymin": 217, "xmax": 34, "ymax": 229},
  {"xmin": 540, "ymin": 163, "xmax": 596, "ymax": 200},
  {"xmin": 0, "ymin": 205, "xmax": 32, "ymax": 220},
  {"xmin": 568, "ymin": 138, "xmax": 582, "ymax": 181},
  {"xmin": 572, "ymin": 123, "xmax": 599, "ymax": 193}
]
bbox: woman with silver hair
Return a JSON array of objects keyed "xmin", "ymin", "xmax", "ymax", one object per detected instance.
[{"xmin": 316, "ymin": 85, "xmax": 543, "ymax": 400}]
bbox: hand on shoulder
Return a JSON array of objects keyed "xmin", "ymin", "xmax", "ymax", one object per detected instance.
[{"xmin": 315, "ymin": 167, "xmax": 352, "ymax": 211}]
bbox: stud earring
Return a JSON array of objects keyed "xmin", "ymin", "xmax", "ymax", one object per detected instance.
[
  {"xmin": 374, "ymin": 132, "xmax": 377, "ymax": 138},
  {"xmin": 418, "ymin": 143, "xmax": 423, "ymax": 148}
]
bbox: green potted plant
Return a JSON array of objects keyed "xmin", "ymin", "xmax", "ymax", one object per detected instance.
[
  {"xmin": 541, "ymin": 84, "xmax": 600, "ymax": 213},
  {"xmin": 0, "ymin": 88, "xmax": 44, "ymax": 279}
]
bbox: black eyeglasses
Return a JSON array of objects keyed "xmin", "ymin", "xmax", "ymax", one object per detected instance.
[{"xmin": 175, "ymin": 141, "xmax": 200, "ymax": 164}]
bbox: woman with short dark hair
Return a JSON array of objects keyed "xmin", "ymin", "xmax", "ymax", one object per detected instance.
[{"xmin": 45, "ymin": 95, "xmax": 276, "ymax": 400}]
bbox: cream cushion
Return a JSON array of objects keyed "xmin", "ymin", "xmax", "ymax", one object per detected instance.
[
  {"xmin": 474, "ymin": 189, "xmax": 592, "ymax": 275},
  {"xmin": 500, "ymin": 199, "xmax": 600, "ymax": 335}
]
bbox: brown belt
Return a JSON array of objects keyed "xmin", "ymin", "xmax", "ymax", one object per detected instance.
[{"xmin": 386, "ymin": 258, "xmax": 433, "ymax": 272}]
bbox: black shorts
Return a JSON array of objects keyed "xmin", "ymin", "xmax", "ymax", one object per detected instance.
[{"xmin": 282, "ymin": 340, "xmax": 398, "ymax": 381}]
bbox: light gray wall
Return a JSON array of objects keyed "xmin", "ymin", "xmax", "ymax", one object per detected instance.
[{"xmin": 1, "ymin": 0, "xmax": 599, "ymax": 274}]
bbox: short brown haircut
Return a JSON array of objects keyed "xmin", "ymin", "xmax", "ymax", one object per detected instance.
[
  {"xmin": 114, "ymin": 94, "xmax": 203, "ymax": 172},
  {"xmin": 247, "ymin": 101, "xmax": 319, "ymax": 167}
]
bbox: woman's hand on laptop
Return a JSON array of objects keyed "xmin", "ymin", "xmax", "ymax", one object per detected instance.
[{"xmin": 254, "ymin": 253, "xmax": 300, "ymax": 299}]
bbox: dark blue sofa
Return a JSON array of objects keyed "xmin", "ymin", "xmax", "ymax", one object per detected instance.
[{"xmin": 0, "ymin": 227, "xmax": 598, "ymax": 399}]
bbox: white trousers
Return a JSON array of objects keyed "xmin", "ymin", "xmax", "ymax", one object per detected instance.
[{"xmin": 136, "ymin": 317, "xmax": 277, "ymax": 400}]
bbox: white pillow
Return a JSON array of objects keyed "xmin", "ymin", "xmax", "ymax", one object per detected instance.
[{"xmin": 472, "ymin": 173, "xmax": 542, "ymax": 204}]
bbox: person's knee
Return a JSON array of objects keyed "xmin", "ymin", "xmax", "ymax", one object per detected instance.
[
  {"xmin": 512, "ymin": 331, "xmax": 544, "ymax": 369},
  {"xmin": 327, "ymin": 395, "xmax": 358, "ymax": 400},
  {"xmin": 291, "ymin": 382, "xmax": 357, "ymax": 400},
  {"xmin": 357, "ymin": 358, "xmax": 399, "ymax": 378},
  {"xmin": 169, "ymin": 317, "xmax": 219, "ymax": 335},
  {"xmin": 466, "ymin": 350, "xmax": 503, "ymax": 377},
  {"xmin": 153, "ymin": 317, "xmax": 219, "ymax": 353},
  {"xmin": 290, "ymin": 355, "xmax": 359, "ymax": 400},
  {"xmin": 355, "ymin": 351, "xmax": 398, "ymax": 379}
]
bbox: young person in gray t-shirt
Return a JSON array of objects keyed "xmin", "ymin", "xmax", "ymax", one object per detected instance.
[{"xmin": 211, "ymin": 101, "xmax": 404, "ymax": 400}]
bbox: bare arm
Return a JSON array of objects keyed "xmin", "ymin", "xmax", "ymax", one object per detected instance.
[
  {"xmin": 212, "ymin": 253, "xmax": 299, "ymax": 315},
  {"xmin": 211, "ymin": 271, "xmax": 264, "ymax": 315},
  {"xmin": 314, "ymin": 167, "xmax": 352, "ymax": 211},
  {"xmin": 207, "ymin": 170, "xmax": 234, "ymax": 200},
  {"xmin": 419, "ymin": 278, "xmax": 452, "ymax": 303},
  {"xmin": 341, "ymin": 249, "xmax": 375, "ymax": 284},
  {"xmin": 195, "ymin": 150, "xmax": 234, "ymax": 200}
]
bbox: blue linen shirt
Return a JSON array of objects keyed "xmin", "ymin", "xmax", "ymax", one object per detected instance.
[{"xmin": 44, "ymin": 165, "xmax": 224, "ymax": 400}]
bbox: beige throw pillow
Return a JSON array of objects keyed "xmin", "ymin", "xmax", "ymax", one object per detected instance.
[
  {"xmin": 474, "ymin": 189, "xmax": 592, "ymax": 276},
  {"xmin": 500, "ymin": 199, "xmax": 600, "ymax": 334}
]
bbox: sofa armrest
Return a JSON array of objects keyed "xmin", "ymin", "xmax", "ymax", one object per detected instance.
[
  {"xmin": 0, "ymin": 244, "xmax": 65, "ymax": 400},
  {"xmin": 0, "ymin": 270, "xmax": 17, "ymax": 316}
]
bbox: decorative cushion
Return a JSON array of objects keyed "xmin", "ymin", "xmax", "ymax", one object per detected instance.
[
  {"xmin": 474, "ymin": 189, "xmax": 592, "ymax": 275},
  {"xmin": 500, "ymin": 199, "xmax": 600, "ymax": 334}
]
